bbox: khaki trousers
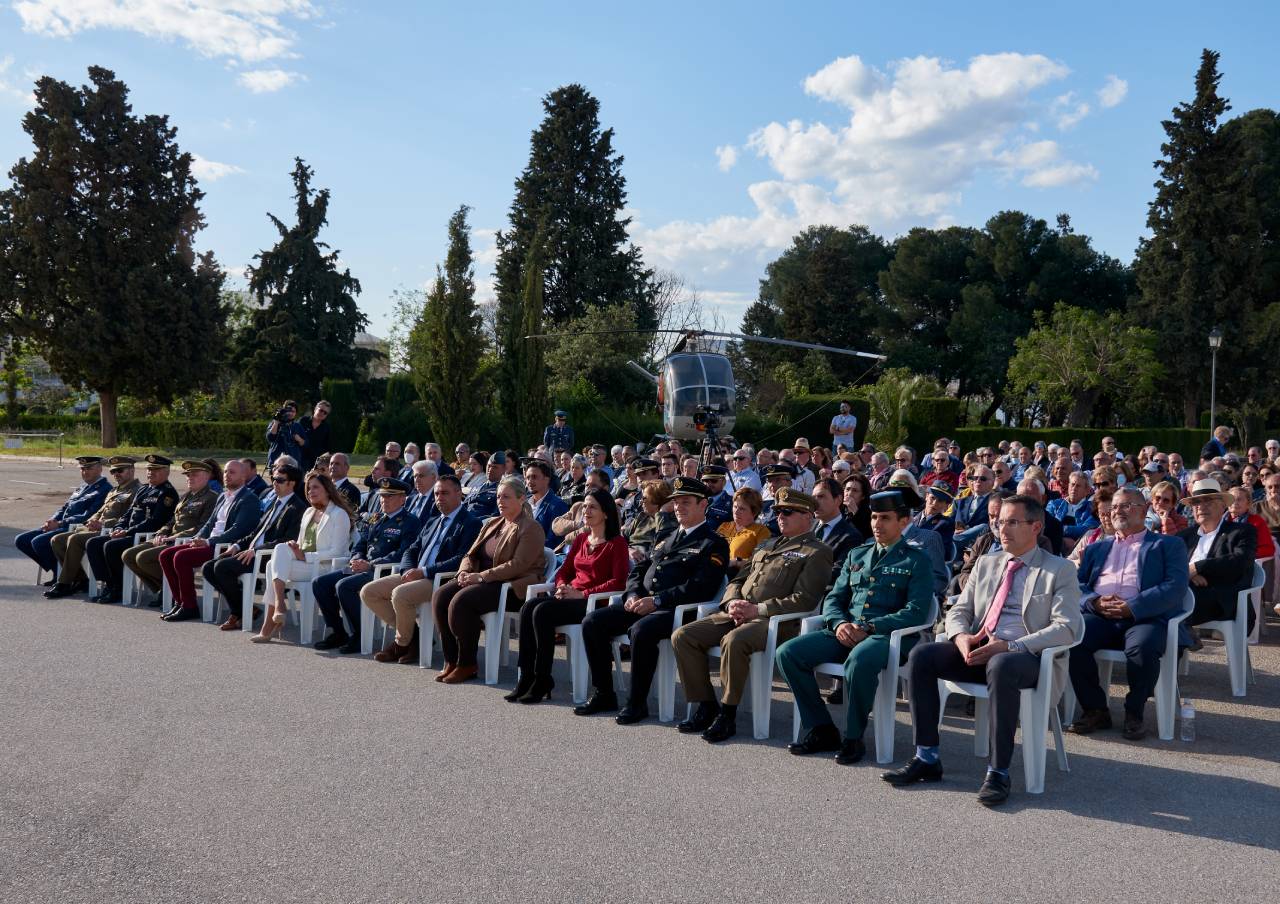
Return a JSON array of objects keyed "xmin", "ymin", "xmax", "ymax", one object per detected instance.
[
  {"xmin": 672, "ymin": 612, "xmax": 775, "ymax": 706},
  {"xmin": 51, "ymin": 527, "xmax": 98, "ymax": 584},
  {"xmin": 122, "ymin": 541, "xmax": 167, "ymax": 593},
  {"xmin": 360, "ymin": 573, "xmax": 435, "ymax": 645}
]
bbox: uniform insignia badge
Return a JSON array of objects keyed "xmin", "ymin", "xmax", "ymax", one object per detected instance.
[{"xmin": 709, "ymin": 555, "xmax": 724, "ymax": 567}]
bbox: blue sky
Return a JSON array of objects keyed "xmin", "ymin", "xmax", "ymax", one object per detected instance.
[{"xmin": 1, "ymin": 1, "xmax": 1276, "ymax": 339}]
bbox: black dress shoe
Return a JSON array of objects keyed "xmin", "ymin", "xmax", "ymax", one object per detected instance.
[
  {"xmin": 977, "ymin": 771, "xmax": 1011, "ymax": 806},
  {"xmin": 702, "ymin": 713, "xmax": 737, "ymax": 744},
  {"xmin": 615, "ymin": 705, "xmax": 651, "ymax": 725},
  {"xmin": 40, "ymin": 578, "xmax": 56, "ymax": 588},
  {"xmin": 338, "ymin": 637, "xmax": 362, "ymax": 655},
  {"xmin": 835, "ymin": 738, "xmax": 866, "ymax": 765},
  {"xmin": 96, "ymin": 593, "xmax": 122, "ymax": 605},
  {"xmin": 314, "ymin": 630, "xmax": 349, "ymax": 651},
  {"xmin": 517, "ymin": 677, "xmax": 554, "ymax": 704},
  {"xmin": 504, "ymin": 677, "xmax": 536, "ymax": 703},
  {"xmin": 164, "ymin": 607, "xmax": 201, "ymax": 622},
  {"xmin": 788, "ymin": 724, "xmax": 842, "ymax": 756},
  {"xmin": 1121, "ymin": 714, "xmax": 1147, "ymax": 741},
  {"xmin": 678, "ymin": 702, "xmax": 720, "ymax": 734},
  {"xmin": 573, "ymin": 693, "xmax": 618, "ymax": 716},
  {"xmin": 44, "ymin": 583, "xmax": 75, "ymax": 599},
  {"xmin": 881, "ymin": 756, "xmax": 945, "ymax": 786}
]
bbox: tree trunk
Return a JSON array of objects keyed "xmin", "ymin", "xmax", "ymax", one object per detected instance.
[
  {"xmin": 1065, "ymin": 388, "xmax": 1098, "ymax": 428},
  {"xmin": 979, "ymin": 393, "xmax": 1002, "ymax": 426},
  {"xmin": 99, "ymin": 388, "xmax": 118, "ymax": 448},
  {"xmin": 1182, "ymin": 396, "xmax": 1198, "ymax": 429}
]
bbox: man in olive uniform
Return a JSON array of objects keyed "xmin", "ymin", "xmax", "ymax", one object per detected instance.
[
  {"xmin": 576, "ymin": 476, "xmax": 730, "ymax": 725},
  {"xmin": 776, "ymin": 489, "xmax": 934, "ymax": 764},
  {"xmin": 45, "ymin": 457, "xmax": 142, "ymax": 598},
  {"xmin": 122, "ymin": 460, "xmax": 220, "ymax": 613},
  {"xmin": 86, "ymin": 454, "xmax": 181, "ymax": 605},
  {"xmin": 672, "ymin": 488, "xmax": 833, "ymax": 743}
]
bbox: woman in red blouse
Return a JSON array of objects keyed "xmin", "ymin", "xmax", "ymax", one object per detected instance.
[{"xmin": 507, "ymin": 487, "xmax": 630, "ymax": 703}]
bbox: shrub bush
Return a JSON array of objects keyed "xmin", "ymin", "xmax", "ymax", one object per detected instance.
[{"xmin": 904, "ymin": 397, "xmax": 964, "ymax": 454}]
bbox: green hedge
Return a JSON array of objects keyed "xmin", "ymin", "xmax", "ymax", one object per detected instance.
[
  {"xmin": 951, "ymin": 427, "xmax": 1209, "ymax": 462},
  {"xmin": 746, "ymin": 394, "xmax": 869, "ymax": 452},
  {"xmin": 904, "ymin": 397, "xmax": 964, "ymax": 454},
  {"xmin": 16, "ymin": 414, "xmax": 262, "ymax": 449}
]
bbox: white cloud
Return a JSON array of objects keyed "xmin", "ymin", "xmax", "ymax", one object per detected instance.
[
  {"xmin": 1098, "ymin": 74, "xmax": 1128, "ymax": 108},
  {"xmin": 190, "ymin": 153, "xmax": 243, "ymax": 181},
  {"xmin": 13, "ymin": 0, "xmax": 318, "ymax": 64},
  {"xmin": 236, "ymin": 68, "xmax": 303, "ymax": 92},
  {"xmin": 714, "ymin": 144, "xmax": 738, "ymax": 172},
  {"xmin": 1052, "ymin": 92, "xmax": 1090, "ymax": 129},
  {"xmin": 634, "ymin": 52, "xmax": 1097, "ymax": 285},
  {"xmin": 0, "ymin": 55, "xmax": 36, "ymax": 104}
]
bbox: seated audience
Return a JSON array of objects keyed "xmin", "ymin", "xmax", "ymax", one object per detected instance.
[
  {"xmin": 1177, "ymin": 478, "xmax": 1258, "ymax": 636},
  {"xmin": 523, "ymin": 457, "xmax": 569, "ymax": 547},
  {"xmin": 327, "ymin": 453, "xmax": 362, "ymax": 510},
  {"xmin": 813, "ymin": 477, "xmax": 863, "ymax": 569},
  {"xmin": 42, "ymin": 457, "xmax": 139, "ymax": 598},
  {"xmin": 124, "ymin": 459, "xmax": 219, "ymax": 609},
  {"xmin": 1148, "ymin": 480, "xmax": 1188, "ymax": 535},
  {"xmin": 1046, "ymin": 472, "xmax": 1098, "ymax": 551},
  {"xmin": 841, "ymin": 472, "xmax": 873, "ymax": 539},
  {"xmin": 717, "ymin": 485, "xmax": 772, "ymax": 573}
]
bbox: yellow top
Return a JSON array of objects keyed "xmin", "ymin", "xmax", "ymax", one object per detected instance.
[{"xmin": 717, "ymin": 521, "xmax": 772, "ymax": 560}]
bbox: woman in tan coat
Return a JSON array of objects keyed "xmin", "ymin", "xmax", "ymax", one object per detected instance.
[{"xmin": 433, "ymin": 475, "xmax": 546, "ymax": 684}]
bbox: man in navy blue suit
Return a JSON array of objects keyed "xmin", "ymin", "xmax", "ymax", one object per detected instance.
[
  {"xmin": 1067, "ymin": 486, "xmax": 1189, "ymax": 741},
  {"xmin": 16, "ymin": 455, "xmax": 111, "ymax": 578},
  {"xmin": 358, "ymin": 474, "xmax": 483, "ymax": 662}
]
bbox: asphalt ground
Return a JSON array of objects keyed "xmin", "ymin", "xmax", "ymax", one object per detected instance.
[{"xmin": 2, "ymin": 455, "xmax": 1278, "ymax": 903}]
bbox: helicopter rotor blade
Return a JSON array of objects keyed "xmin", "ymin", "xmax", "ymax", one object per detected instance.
[
  {"xmin": 524, "ymin": 329, "xmax": 691, "ymax": 340},
  {"xmin": 699, "ymin": 331, "xmax": 886, "ymax": 361}
]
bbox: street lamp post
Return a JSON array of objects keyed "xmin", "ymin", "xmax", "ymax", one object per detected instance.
[{"xmin": 1208, "ymin": 326, "xmax": 1223, "ymax": 433}]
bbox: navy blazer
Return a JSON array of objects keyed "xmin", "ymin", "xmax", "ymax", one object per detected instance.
[
  {"xmin": 54, "ymin": 476, "xmax": 111, "ymax": 526},
  {"xmin": 198, "ymin": 486, "xmax": 263, "ymax": 547},
  {"xmin": 530, "ymin": 492, "xmax": 569, "ymax": 548},
  {"xmin": 1077, "ymin": 530, "xmax": 1190, "ymax": 638},
  {"xmin": 399, "ymin": 507, "xmax": 483, "ymax": 579}
]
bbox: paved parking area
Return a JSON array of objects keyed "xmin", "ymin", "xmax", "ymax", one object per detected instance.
[{"xmin": 2, "ymin": 456, "xmax": 1278, "ymax": 903}]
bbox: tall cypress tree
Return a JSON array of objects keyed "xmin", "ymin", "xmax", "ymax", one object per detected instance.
[
  {"xmin": 409, "ymin": 205, "xmax": 488, "ymax": 451},
  {"xmin": 510, "ymin": 228, "xmax": 548, "ymax": 449},
  {"xmin": 236, "ymin": 158, "xmax": 370, "ymax": 402},
  {"xmin": 0, "ymin": 66, "xmax": 226, "ymax": 446}
]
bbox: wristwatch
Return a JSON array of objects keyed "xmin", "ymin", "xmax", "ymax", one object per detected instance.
[{"xmin": 1006, "ymin": 639, "xmax": 1024, "ymax": 653}]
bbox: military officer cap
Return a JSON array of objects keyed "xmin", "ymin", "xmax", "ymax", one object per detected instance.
[
  {"xmin": 772, "ymin": 487, "xmax": 817, "ymax": 513},
  {"xmin": 762, "ymin": 462, "xmax": 798, "ymax": 480},
  {"xmin": 926, "ymin": 484, "xmax": 954, "ymax": 503},
  {"xmin": 180, "ymin": 459, "xmax": 212, "ymax": 474},
  {"xmin": 701, "ymin": 463, "xmax": 730, "ymax": 478},
  {"xmin": 75, "ymin": 455, "xmax": 105, "ymax": 466},
  {"xmin": 144, "ymin": 454, "xmax": 173, "ymax": 469},
  {"xmin": 669, "ymin": 476, "xmax": 712, "ymax": 500},
  {"xmin": 868, "ymin": 490, "xmax": 913, "ymax": 516},
  {"xmin": 886, "ymin": 476, "xmax": 924, "ymax": 509},
  {"xmin": 554, "ymin": 410, "xmax": 568, "ymax": 419},
  {"xmin": 106, "ymin": 455, "xmax": 137, "ymax": 468},
  {"xmin": 634, "ymin": 458, "xmax": 660, "ymax": 473},
  {"xmin": 377, "ymin": 476, "xmax": 412, "ymax": 495}
]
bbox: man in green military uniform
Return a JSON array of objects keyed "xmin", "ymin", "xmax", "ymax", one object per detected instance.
[
  {"xmin": 122, "ymin": 459, "xmax": 221, "ymax": 608},
  {"xmin": 45, "ymin": 456, "xmax": 142, "ymax": 598},
  {"xmin": 672, "ymin": 488, "xmax": 833, "ymax": 743},
  {"xmin": 776, "ymin": 489, "xmax": 934, "ymax": 764}
]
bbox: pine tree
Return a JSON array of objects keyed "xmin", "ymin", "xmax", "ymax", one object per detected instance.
[
  {"xmin": 0, "ymin": 66, "xmax": 227, "ymax": 446},
  {"xmin": 408, "ymin": 205, "xmax": 488, "ymax": 452},
  {"xmin": 236, "ymin": 158, "xmax": 370, "ymax": 402}
]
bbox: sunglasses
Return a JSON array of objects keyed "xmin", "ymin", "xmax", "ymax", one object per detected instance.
[
  {"xmin": 109, "ymin": 467, "xmax": 130, "ymax": 474},
  {"xmin": 776, "ymin": 508, "xmax": 807, "ymax": 518},
  {"xmin": 1095, "ymin": 480, "xmax": 1114, "ymax": 487},
  {"xmin": 272, "ymin": 476, "xmax": 290, "ymax": 484}
]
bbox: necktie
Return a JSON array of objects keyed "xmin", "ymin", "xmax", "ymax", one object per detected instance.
[
  {"xmin": 419, "ymin": 516, "xmax": 449, "ymax": 570},
  {"xmin": 977, "ymin": 557, "xmax": 1025, "ymax": 639},
  {"xmin": 252, "ymin": 501, "xmax": 281, "ymax": 547},
  {"xmin": 870, "ymin": 545, "xmax": 886, "ymax": 569}
]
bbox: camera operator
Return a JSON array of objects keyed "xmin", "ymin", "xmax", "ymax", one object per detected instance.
[{"xmin": 265, "ymin": 400, "xmax": 308, "ymax": 469}]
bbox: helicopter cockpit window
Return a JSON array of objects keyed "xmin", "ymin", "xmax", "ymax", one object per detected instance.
[
  {"xmin": 701, "ymin": 356, "xmax": 733, "ymax": 389},
  {"xmin": 672, "ymin": 386, "xmax": 708, "ymax": 417},
  {"xmin": 668, "ymin": 355, "xmax": 703, "ymax": 386},
  {"xmin": 706, "ymin": 385, "xmax": 734, "ymax": 411}
]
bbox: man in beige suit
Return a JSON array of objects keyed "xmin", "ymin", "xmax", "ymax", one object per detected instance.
[{"xmin": 882, "ymin": 493, "xmax": 1082, "ymax": 806}]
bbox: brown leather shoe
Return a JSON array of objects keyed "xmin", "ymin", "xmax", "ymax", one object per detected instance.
[
  {"xmin": 396, "ymin": 644, "xmax": 420, "ymax": 665},
  {"xmin": 435, "ymin": 662, "xmax": 456, "ymax": 683},
  {"xmin": 219, "ymin": 615, "xmax": 241, "ymax": 632},
  {"xmin": 1121, "ymin": 714, "xmax": 1147, "ymax": 741},
  {"xmin": 441, "ymin": 664, "xmax": 478, "ymax": 684},
  {"xmin": 1066, "ymin": 708, "xmax": 1113, "ymax": 734},
  {"xmin": 374, "ymin": 641, "xmax": 408, "ymax": 663}
]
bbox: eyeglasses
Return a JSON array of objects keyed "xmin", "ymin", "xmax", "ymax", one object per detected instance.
[
  {"xmin": 1113, "ymin": 502, "xmax": 1144, "ymax": 512},
  {"xmin": 1094, "ymin": 480, "xmax": 1113, "ymax": 487},
  {"xmin": 733, "ymin": 456, "xmax": 749, "ymax": 461},
  {"xmin": 775, "ymin": 509, "xmax": 807, "ymax": 518},
  {"xmin": 271, "ymin": 476, "xmax": 289, "ymax": 484},
  {"xmin": 973, "ymin": 475, "xmax": 993, "ymax": 482},
  {"xmin": 109, "ymin": 467, "xmax": 129, "ymax": 474},
  {"xmin": 895, "ymin": 456, "xmax": 910, "ymax": 463},
  {"xmin": 993, "ymin": 519, "xmax": 1036, "ymax": 529}
]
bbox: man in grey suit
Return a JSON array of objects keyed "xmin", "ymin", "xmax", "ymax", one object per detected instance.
[{"xmin": 882, "ymin": 494, "xmax": 1083, "ymax": 806}]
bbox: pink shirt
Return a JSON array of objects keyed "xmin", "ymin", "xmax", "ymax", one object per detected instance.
[{"xmin": 1094, "ymin": 530, "xmax": 1144, "ymax": 601}]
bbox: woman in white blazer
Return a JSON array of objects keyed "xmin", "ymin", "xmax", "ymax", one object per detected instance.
[{"xmin": 252, "ymin": 471, "xmax": 354, "ymax": 643}]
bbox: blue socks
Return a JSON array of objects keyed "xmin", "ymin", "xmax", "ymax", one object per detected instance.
[
  {"xmin": 915, "ymin": 745, "xmax": 939, "ymax": 763},
  {"xmin": 986, "ymin": 766, "xmax": 1009, "ymax": 779}
]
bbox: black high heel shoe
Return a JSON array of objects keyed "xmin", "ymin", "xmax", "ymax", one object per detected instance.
[
  {"xmin": 518, "ymin": 677, "xmax": 554, "ymax": 704},
  {"xmin": 504, "ymin": 676, "xmax": 536, "ymax": 703}
]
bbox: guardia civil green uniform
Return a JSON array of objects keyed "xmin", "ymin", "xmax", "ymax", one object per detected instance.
[{"xmin": 776, "ymin": 492, "xmax": 933, "ymax": 742}]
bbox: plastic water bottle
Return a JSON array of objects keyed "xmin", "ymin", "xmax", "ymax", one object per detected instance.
[{"xmin": 1179, "ymin": 699, "xmax": 1196, "ymax": 742}]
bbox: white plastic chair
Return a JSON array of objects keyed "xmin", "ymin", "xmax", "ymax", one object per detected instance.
[
  {"xmin": 487, "ymin": 549, "xmax": 558, "ymax": 685},
  {"xmin": 936, "ymin": 636, "xmax": 1081, "ymax": 794},
  {"xmin": 1063, "ymin": 589, "xmax": 1194, "ymax": 741},
  {"xmin": 789, "ymin": 599, "xmax": 939, "ymax": 761},
  {"xmin": 238, "ymin": 548, "xmax": 276, "ymax": 632},
  {"xmin": 122, "ymin": 532, "xmax": 156, "ymax": 606},
  {"xmin": 282, "ymin": 554, "xmax": 352, "ymax": 644},
  {"xmin": 1194, "ymin": 562, "xmax": 1265, "ymax": 697},
  {"xmin": 415, "ymin": 570, "xmax": 457, "ymax": 668},
  {"xmin": 362, "ymin": 563, "xmax": 405, "ymax": 655},
  {"xmin": 516, "ymin": 582, "xmax": 620, "ymax": 704},
  {"xmin": 199, "ymin": 544, "xmax": 234, "ymax": 623},
  {"xmin": 611, "ymin": 579, "xmax": 728, "ymax": 723},
  {"xmin": 1248, "ymin": 556, "xmax": 1268, "ymax": 645}
]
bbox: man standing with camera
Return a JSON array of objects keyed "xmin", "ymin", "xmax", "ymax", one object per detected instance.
[{"xmin": 266, "ymin": 400, "xmax": 308, "ymax": 470}]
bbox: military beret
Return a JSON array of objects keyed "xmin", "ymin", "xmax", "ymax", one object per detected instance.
[
  {"xmin": 773, "ymin": 487, "xmax": 817, "ymax": 513},
  {"xmin": 927, "ymin": 484, "xmax": 955, "ymax": 504},
  {"xmin": 869, "ymin": 490, "xmax": 913, "ymax": 515},
  {"xmin": 144, "ymin": 454, "xmax": 172, "ymax": 469},
  {"xmin": 762, "ymin": 462, "xmax": 798, "ymax": 479},
  {"xmin": 634, "ymin": 458, "xmax": 659, "ymax": 472},
  {"xmin": 106, "ymin": 455, "xmax": 137, "ymax": 467},
  {"xmin": 490, "ymin": 450, "xmax": 507, "ymax": 465},
  {"xmin": 377, "ymin": 476, "xmax": 412, "ymax": 495},
  {"xmin": 180, "ymin": 459, "xmax": 212, "ymax": 474},
  {"xmin": 701, "ymin": 464, "xmax": 730, "ymax": 478},
  {"xmin": 75, "ymin": 455, "xmax": 105, "ymax": 466},
  {"xmin": 669, "ymin": 476, "xmax": 711, "ymax": 500}
]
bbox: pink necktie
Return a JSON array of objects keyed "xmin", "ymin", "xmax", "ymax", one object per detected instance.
[{"xmin": 977, "ymin": 557, "xmax": 1025, "ymax": 640}]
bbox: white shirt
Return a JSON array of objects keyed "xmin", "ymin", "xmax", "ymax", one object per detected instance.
[
  {"xmin": 792, "ymin": 467, "xmax": 816, "ymax": 495},
  {"xmin": 1191, "ymin": 512, "xmax": 1227, "ymax": 566},
  {"xmin": 831, "ymin": 414, "xmax": 857, "ymax": 451}
]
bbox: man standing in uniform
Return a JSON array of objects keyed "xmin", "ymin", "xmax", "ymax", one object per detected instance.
[
  {"xmin": 575, "ymin": 477, "xmax": 729, "ymax": 724},
  {"xmin": 543, "ymin": 410, "xmax": 574, "ymax": 453},
  {"xmin": 85, "ymin": 455, "xmax": 181, "ymax": 605},
  {"xmin": 673, "ymin": 488, "xmax": 833, "ymax": 742},
  {"xmin": 777, "ymin": 490, "xmax": 934, "ymax": 764},
  {"xmin": 18, "ymin": 455, "xmax": 111, "ymax": 579},
  {"xmin": 123, "ymin": 459, "xmax": 220, "ymax": 611},
  {"xmin": 44, "ymin": 456, "xmax": 140, "ymax": 598}
]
